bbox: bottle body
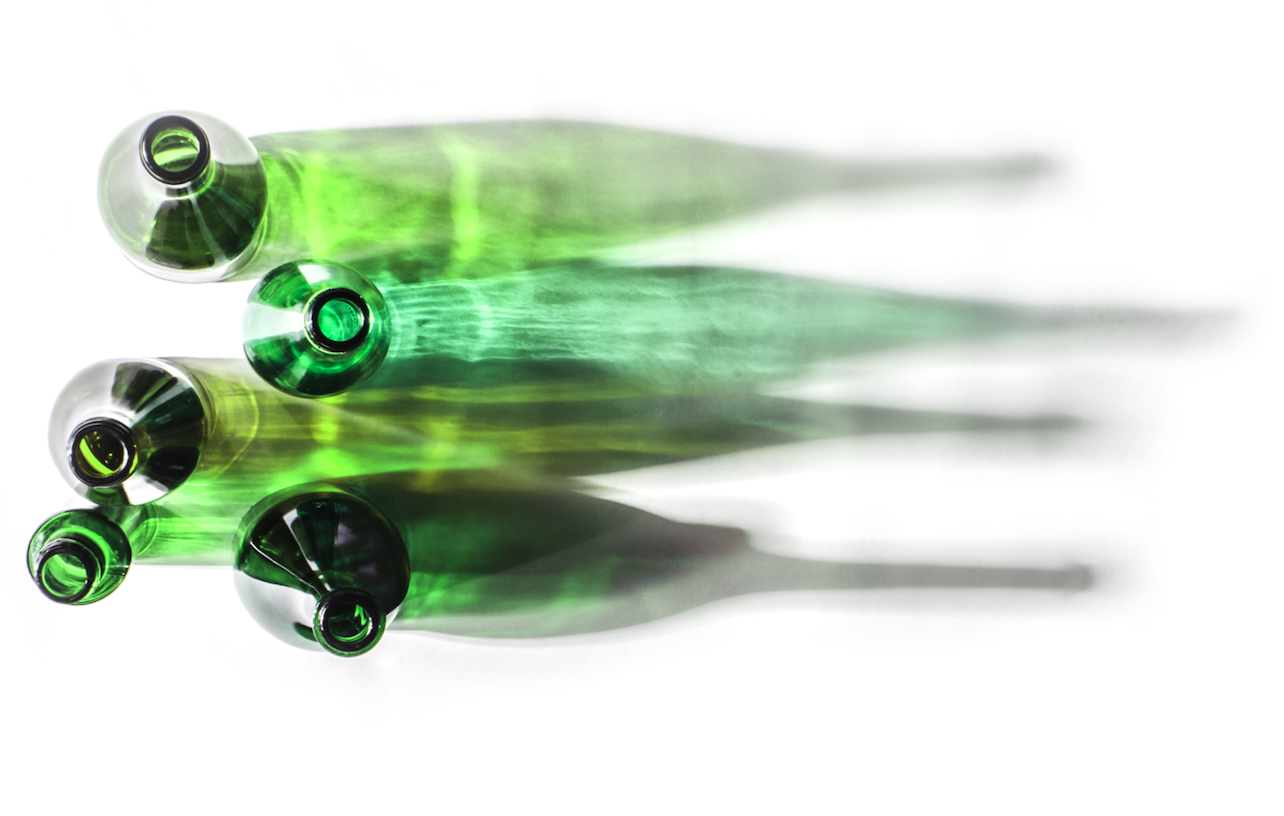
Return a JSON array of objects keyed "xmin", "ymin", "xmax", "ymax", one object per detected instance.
[
  {"xmin": 233, "ymin": 472, "xmax": 674, "ymax": 652},
  {"xmin": 26, "ymin": 495, "xmax": 247, "ymax": 604},
  {"xmin": 101, "ymin": 113, "xmax": 1046, "ymax": 282},
  {"xmin": 245, "ymin": 120, "xmax": 874, "ymax": 281},
  {"xmin": 245, "ymin": 259, "xmax": 1026, "ymax": 399}
]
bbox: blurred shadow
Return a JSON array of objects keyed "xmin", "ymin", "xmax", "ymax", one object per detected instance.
[
  {"xmin": 333, "ymin": 384, "xmax": 1085, "ymax": 478},
  {"xmin": 372, "ymin": 475, "xmax": 1093, "ymax": 639}
]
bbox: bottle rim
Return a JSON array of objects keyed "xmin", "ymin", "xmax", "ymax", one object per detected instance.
[
  {"xmin": 304, "ymin": 287, "xmax": 373, "ymax": 354},
  {"xmin": 313, "ymin": 587, "xmax": 385, "ymax": 657},
  {"xmin": 139, "ymin": 114, "xmax": 212, "ymax": 186},
  {"xmin": 33, "ymin": 538, "xmax": 102, "ymax": 605},
  {"xmin": 67, "ymin": 417, "xmax": 138, "ymax": 488}
]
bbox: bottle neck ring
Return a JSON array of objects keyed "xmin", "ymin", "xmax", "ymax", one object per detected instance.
[{"xmin": 34, "ymin": 538, "xmax": 103, "ymax": 604}]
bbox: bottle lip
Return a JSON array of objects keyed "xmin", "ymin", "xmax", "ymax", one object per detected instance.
[
  {"xmin": 304, "ymin": 287, "xmax": 373, "ymax": 354},
  {"xmin": 139, "ymin": 114, "xmax": 211, "ymax": 186},
  {"xmin": 313, "ymin": 587, "xmax": 386, "ymax": 657},
  {"xmin": 67, "ymin": 417, "xmax": 138, "ymax": 488},
  {"xmin": 33, "ymin": 538, "xmax": 101, "ymax": 605}
]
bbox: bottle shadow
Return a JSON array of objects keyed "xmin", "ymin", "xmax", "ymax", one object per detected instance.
[{"xmin": 377, "ymin": 477, "xmax": 1094, "ymax": 640}]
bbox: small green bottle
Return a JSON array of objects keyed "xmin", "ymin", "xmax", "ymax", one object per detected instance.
[
  {"xmin": 27, "ymin": 492, "xmax": 247, "ymax": 604},
  {"xmin": 50, "ymin": 357, "xmax": 495, "ymax": 506},
  {"xmin": 244, "ymin": 258, "xmax": 1050, "ymax": 398},
  {"xmin": 100, "ymin": 111, "xmax": 1046, "ymax": 283},
  {"xmin": 27, "ymin": 508, "xmax": 139, "ymax": 605}
]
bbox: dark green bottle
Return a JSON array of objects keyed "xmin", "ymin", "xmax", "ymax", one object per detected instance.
[
  {"xmin": 235, "ymin": 472, "xmax": 1095, "ymax": 652},
  {"xmin": 27, "ymin": 508, "xmax": 139, "ymax": 605},
  {"xmin": 49, "ymin": 357, "xmax": 492, "ymax": 506},
  {"xmin": 243, "ymin": 258, "xmax": 1047, "ymax": 398},
  {"xmin": 100, "ymin": 111, "xmax": 1046, "ymax": 283},
  {"xmin": 235, "ymin": 482, "xmax": 412, "ymax": 656}
]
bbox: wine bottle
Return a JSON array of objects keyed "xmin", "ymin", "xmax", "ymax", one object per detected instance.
[
  {"xmin": 244, "ymin": 258, "xmax": 1042, "ymax": 398},
  {"xmin": 235, "ymin": 471, "xmax": 1095, "ymax": 654},
  {"xmin": 26, "ymin": 491, "xmax": 245, "ymax": 604},
  {"xmin": 99, "ymin": 111, "xmax": 1046, "ymax": 283},
  {"xmin": 50, "ymin": 357, "xmax": 491, "ymax": 506}
]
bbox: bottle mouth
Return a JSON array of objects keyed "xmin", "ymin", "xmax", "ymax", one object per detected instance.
[
  {"xmin": 34, "ymin": 539, "xmax": 101, "ymax": 604},
  {"xmin": 313, "ymin": 588, "xmax": 385, "ymax": 656},
  {"xmin": 68, "ymin": 418, "xmax": 138, "ymax": 488},
  {"xmin": 139, "ymin": 114, "xmax": 211, "ymax": 186},
  {"xmin": 304, "ymin": 288, "xmax": 372, "ymax": 354}
]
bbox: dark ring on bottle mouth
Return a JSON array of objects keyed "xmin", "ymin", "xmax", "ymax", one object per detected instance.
[
  {"xmin": 140, "ymin": 115, "xmax": 211, "ymax": 186},
  {"xmin": 33, "ymin": 539, "xmax": 101, "ymax": 605},
  {"xmin": 313, "ymin": 588, "xmax": 384, "ymax": 656},
  {"xmin": 68, "ymin": 418, "xmax": 138, "ymax": 488},
  {"xmin": 305, "ymin": 288, "xmax": 372, "ymax": 354}
]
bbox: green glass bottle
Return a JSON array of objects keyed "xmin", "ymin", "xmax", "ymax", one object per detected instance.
[
  {"xmin": 51, "ymin": 356, "xmax": 1073, "ymax": 511},
  {"xmin": 30, "ymin": 381, "xmax": 1072, "ymax": 610},
  {"xmin": 100, "ymin": 111, "xmax": 1046, "ymax": 283},
  {"xmin": 244, "ymin": 258, "xmax": 1073, "ymax": 398},
  {"xmin": 235, "ymin": 482, "xmax": 412, "ymax": 656},
  {"xmin": 26, "ymin": 492, "xmax": 247, "ymax": 604},
  {"xmin": 49, "ymin": 357, "xmax": 494, "ymax": 506},
  {"xmin": 27, "ymin": 508, "xmax": 138, "ymax": 605},
  {"xmin": 235, "ymin": 472, "xmax": 1094, "ymax": 652}
]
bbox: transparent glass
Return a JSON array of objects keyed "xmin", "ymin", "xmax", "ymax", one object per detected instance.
[
  {"xmin": 101, "ymin": 112, "xmax": 1045, "ymax": 283},
  {"xmin": 99, "ymin": 112, "xmax": 267, "ymax": 282},
  {"xmin": 48, "ymin": 357, "xmax": 497, "ymax": 506},
  {"xmin": 246, "ymin": 258, "xmax": 1029, "ymax": 398}
]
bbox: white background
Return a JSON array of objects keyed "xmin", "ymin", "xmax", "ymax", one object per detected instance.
[{"xmin": 1, "ymin": 2, "xmax": 1279, "ymax": 813}]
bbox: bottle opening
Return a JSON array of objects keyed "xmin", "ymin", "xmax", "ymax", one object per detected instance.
[
  {"xmin": 69, "ymin": 418, "xmax": 137, "ymax": 487},
  {"xmin": 305, "ymin": 288, "xmax": 372, "ymax": 353},
  {"xmin": 35, "ymin": 540, "xmax": 100, "ymax": 604},
  {"xmin": 314, "ymin": 589, "xmax": 384, "ymax": 656},
  {"xmin": 140, "ymin": 115, "xmax": 210, "ymax": 185}
]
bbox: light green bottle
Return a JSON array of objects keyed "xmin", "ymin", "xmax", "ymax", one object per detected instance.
[
  {"xmin": 51, "ymin": 355, "xmax": 1078, "ymax": 509},
  {"xmin": 49, "ymin": 357, "xmax": 493, "ymax": 506},
  {"xmin": 99, "ymin": 111, "xmax": 1046, "ymax": 283}
]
